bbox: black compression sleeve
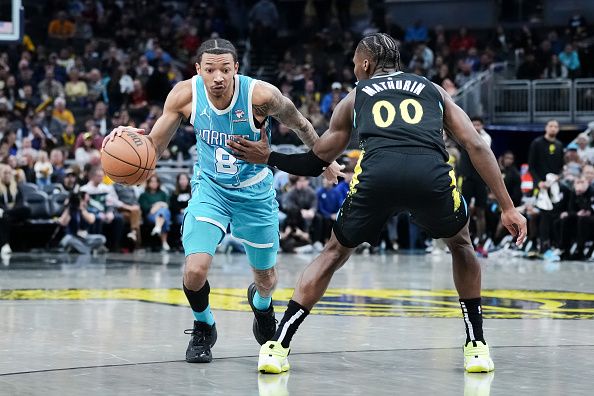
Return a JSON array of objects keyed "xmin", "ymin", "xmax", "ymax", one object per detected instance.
[{"xmin": 267, "ymin": 150, "xmax": 330, "ymax": 177}]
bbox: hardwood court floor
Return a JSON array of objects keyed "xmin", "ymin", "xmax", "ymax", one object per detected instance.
[{"xmin": 1, "ymin": 251, "xmax": 593, "ymax": 395}]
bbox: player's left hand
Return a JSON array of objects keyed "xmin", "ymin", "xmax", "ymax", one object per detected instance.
[{"xmin": 227, "ymin": 130, "xmax": 270, "ymax": 164}]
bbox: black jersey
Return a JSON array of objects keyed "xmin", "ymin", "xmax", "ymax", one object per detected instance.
[{"xmin": 353, "ymin": 71, "xmax": 447, "ymax": 160}]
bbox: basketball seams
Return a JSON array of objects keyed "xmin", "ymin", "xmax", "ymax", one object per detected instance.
[
  {"xmin": 129, "ymin": 136, "xmax": 151, "ymax": 185},
  {"xmin": 102, "ymin": 148, "xmax": 155, "ymax": 171}
]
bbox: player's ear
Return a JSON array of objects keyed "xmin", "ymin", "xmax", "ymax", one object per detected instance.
[
  {"xmin": 195, "ymin": 62, "xmax": 201, "ymax": 74},
  {"xmin": 234, "ymin": 62, "xmax": 239, "ymax": 74}
]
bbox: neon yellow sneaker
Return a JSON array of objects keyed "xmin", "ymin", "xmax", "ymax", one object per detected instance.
[
  {"xmin": 258, "ymin": 341, "xmax": 290, "ymax": 374},
  {"xmin": 464, "ymin": 341, "xmax": 495, "ymax": 373}
]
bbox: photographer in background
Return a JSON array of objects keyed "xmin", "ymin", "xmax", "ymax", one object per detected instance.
[
  {"xmin": 58, "ymin": 191, "xmax": 106, "ymax": 254},
  {"xmin": 59, "ymin": 192, "xmax": 106, "ymax": 254}
]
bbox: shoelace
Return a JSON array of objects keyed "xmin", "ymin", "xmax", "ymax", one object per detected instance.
[{"xmin": 184, "ymin": 326, "xmax": 211, "ymax": 346}]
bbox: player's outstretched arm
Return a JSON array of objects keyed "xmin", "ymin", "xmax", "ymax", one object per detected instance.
[
  {"xmin": 229, "ymin": 90, "xmax": 355, "ymax": 177},
  {"xmin": 435, "ymin": 83, "xmax": 527, "ymax": 245},
  {"xmin": 102, "ymin": 80, "xmax": 192, "ymax": 158}
]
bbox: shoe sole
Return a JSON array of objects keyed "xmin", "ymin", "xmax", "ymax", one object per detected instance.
[
  {"xmin": 465, "ymin": 358, "xmax": 495, "ymax": 373},
  {"xmin": 258, "ymin": 356, "xmax": 290, "ymax": 374}
]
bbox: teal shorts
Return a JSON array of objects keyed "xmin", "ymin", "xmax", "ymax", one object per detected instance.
[{"xmin": 182, "ymin": 173, "xmax": 279, "ymax": 270}]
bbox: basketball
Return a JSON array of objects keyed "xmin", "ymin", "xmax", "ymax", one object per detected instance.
[{"xmin": 101, "ymin": 131, "xmax": 157, "ymax": 185}]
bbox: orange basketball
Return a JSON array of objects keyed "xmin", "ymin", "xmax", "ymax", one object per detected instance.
[{"xmin": 101, "ymin": 131, "xmax": 157, "ymax": 185}]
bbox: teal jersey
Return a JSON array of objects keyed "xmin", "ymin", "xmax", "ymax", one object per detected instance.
[{"xmin": 189, "ymin": 74, "xmax": 272, "ymax": 188}]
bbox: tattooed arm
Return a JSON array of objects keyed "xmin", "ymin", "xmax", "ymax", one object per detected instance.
[{"xmin": 251, "ymin": 81, "xmax": 319, "ymax": 148}]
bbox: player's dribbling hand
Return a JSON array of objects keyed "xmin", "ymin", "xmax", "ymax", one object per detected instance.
[
  {"xmin": 501, "ymin": 208, "xmax": 527, "ymax": 246},
  {"xmin": 322, "ymin": 161, "xmax": 345, "ymax": 184},
  {"xmin": 101, "ymin": 126, "xmax": 146, "ymax": 150}
]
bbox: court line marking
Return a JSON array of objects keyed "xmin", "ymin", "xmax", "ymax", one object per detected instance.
[{"xmin": 1, "ymin": 344, "xmax": 593, "ymax": 377}]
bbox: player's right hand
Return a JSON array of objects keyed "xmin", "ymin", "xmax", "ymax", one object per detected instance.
[
  {"xmin": 501, "ymin": 208, "xmax": 527, "ymax": 246},
  {"xmin": 102, "ymin": 126, "xmax": 146, "ymax": 150}
]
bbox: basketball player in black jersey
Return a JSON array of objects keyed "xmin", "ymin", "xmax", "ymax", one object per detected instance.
[{"xmin": 228, "ymin": 33, "xmax": 527, "ymax": 374}]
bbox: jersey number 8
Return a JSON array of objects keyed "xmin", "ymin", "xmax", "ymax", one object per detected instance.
[
  {"xmin": 372, "ymin": 98, "xmax": 423, "ymax": 127},
  {"xmin": 215, "ymin": 147, "xmax": 238, "ymax": 174}
]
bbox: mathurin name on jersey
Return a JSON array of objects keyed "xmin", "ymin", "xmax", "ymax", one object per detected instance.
[{"xmin": 361, "ymin": 79, "xmax": 426, "ymax": 97}]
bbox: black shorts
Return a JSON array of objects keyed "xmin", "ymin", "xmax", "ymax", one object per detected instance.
[
  {"xmin": 333, "ymin": 147, "xmax": 469, "ymax": 248},
  {"xmin": 460, "ymin": 177, "xmax": 488, "ymax": 209}
]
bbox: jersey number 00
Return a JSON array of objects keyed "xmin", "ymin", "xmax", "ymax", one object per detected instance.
[{"xmin": 372, "ymin": 98, "xmax": 424, "ymax": 127}]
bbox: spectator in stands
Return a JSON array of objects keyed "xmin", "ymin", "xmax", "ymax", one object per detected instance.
[
  {"xmin": 91, "ymin": 101, "xmax": 109, "ymax": 136},
  {"xmin": 75, "ymin": 132, "xmax": 100, "ymax": 167},
  {"xmin": 34, "ymin": 151, "xmax": 53, "ymax": 187},
  {"xmin": 316, "ymin": 178, "xmax": 341, "ymax": 243},
  {"xmin": 404, "ymin": 20, "xmax": 428, "ymax": 43},
  {"xmin": 305, "ymin": 102, "xmax": 328, "ymax": 133},
  {"xmin": 559, "ymin": 177, "xmax": 594, "ymax": 260},
  {"xmin": 516, "ymin": 52, "xmax": 541, "ymax": 80},
  {"xmin": 58, "ymin": 191, "xmax": 107, "ymax": 254},
  {"xmin": 134, "ymin": 56, "xmax": 154, "ymax": 86},
  {"xmin": 49, "ymin": 148, "xmax": 66, "ymax": 184},
  {"xmin": 499, "ymin": 151, "xmax": 522, "ymax": 206},
  {"xmin": 139, "ymin": 175, "xmax": 171, "ymax": 252},
  {"xmin": 559, "ymin": 44, "xmax": 581, "ymax": 78},
  {"xmin": 129, "ymin": 79, "xmax": 149, "ymax": 122},
  {"xmin": 490, "ymin": 25, "xmax": 510, "ymax": 55},
  {"xmin": 75, "ymin": 120, "xmax": 102, "ymax": 150},
  {"xmin": 584, "ymin": 164, "xmax": 594, "ymax": 189},
  {"xmin": 52, "ymin": 97, "xmax": 75, "ymax": 127},
  {"xmin": 454, "ymin": 61, "xmax": 474, "ymax": 87},
  {"xmin": 61, "ymin": 168, "xmax": 79, "ymax": 192},
  {"xmin": 320, "ymin": 82, "xmax": 346, "ymax": 119},
  {"xmin": 86, "ymin": 68, "xmax": 106, "ymax": 103},
  {"xmin": 18, "ymin": 148, "xmax": 37, "ymax": 183},
  {"xmin": 48, "ymin": 11, "xmax": 76, "ymax": 41},
  {"xmin": 449, "ymin": 27, "xmax": 476, "ymax": 54},
  {"xmin": 59, "ymin": 124, "xmax": 76, "ymax": 156},
  {"xmin": 38, "ymin": 68, "xmax": 65, "ymax": 101},
  {"xmin": 282, "ymin": 175, "xmax": 317, "ymax": 238},
  {"xmin": 1, "ymin": 130, "xmax": 18, "ymax": 157},
  {"xmin": 65, "ymin": 69, "xmax": 88, "ymax": 103},
  {"xmin": 80, "ymin": 167, "xmax": 125, "ymax": 252},
  {"xmin": 575, "ymin": 133, "xmax": 594, "ymax": 164},
  {"xmin": 271, "ymin": 123, "xmax": 302, "ymax": 146},
  {"xmin": 543, "ymin": 54, "xmax": 568, "ymax": 79},
  {"xmin": 112, "ymin": 183, "xmax": 142, "ymax": 246},
  {"xmin": 529, "ymin": 120, "xmax": 564, "ymax": 255},
  {"xmin": 169, "ymin": 172, "xmax": 191, "ymax": 226},
  {"xmin": 0, "ymin": 165, "xmax": 16, "ymax": 255},
  {"xmin": 529, "ymin": 120, "xmax": 564, "ymax": 188}
]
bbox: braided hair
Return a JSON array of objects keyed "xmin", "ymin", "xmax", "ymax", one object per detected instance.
[
  {"xmin": 356, "ymin": 33, "xmax": 401, "ymax": 74},
  {"xmin": 196, "ymin": 38, "xmax": 238, "ymax": 63}
]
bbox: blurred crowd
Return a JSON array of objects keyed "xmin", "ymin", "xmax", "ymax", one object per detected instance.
[{"xmin": 0, "ymin": 1, "xmax": 594, "ymax": 260}]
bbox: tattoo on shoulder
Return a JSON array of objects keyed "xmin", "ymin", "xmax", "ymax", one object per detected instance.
[{"xmin": 253, "ymin": 102, "xmax": 271, "ymax": 118}]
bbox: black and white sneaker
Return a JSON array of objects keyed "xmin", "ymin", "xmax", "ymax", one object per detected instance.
[
  {"xmin": 185, "ymin": 321, "xmax": 217, "ymax": 363},
  {"xmin": 247, "ymin": 283, "xmax": 277, "ymax": 345}
]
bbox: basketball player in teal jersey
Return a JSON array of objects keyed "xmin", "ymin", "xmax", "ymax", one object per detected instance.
[
  {"xmin": 229, "ymin": 33, "xmax": 527, "ymax": 374},
  {"xmin": 104, "ymin": 38, "xmax": 343, "ymax": 363}
]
